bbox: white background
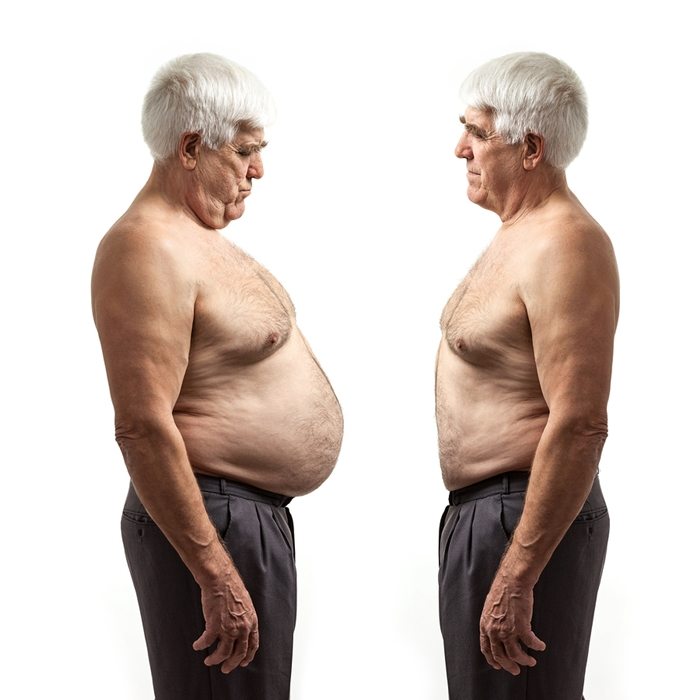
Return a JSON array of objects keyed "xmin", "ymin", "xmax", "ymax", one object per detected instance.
[{"xmin": 1, "ymin": 1, "xmax": 698, "ymax": 698}]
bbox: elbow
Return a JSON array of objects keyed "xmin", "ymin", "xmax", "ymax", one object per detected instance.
[
  {"xmin": 550, "ymin": 410, "xmax": 609, "ymax": 450},
  {"xmin": 571, "ymin": 414, "xmax": 608, "ymax": 442},
  {"xmin": 114, "ymin": 413, "xmax": 176, "ymax": 459}
]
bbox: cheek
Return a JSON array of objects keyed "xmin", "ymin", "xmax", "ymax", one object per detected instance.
[{"xmin": 220, "ymin": 170, "xmax": 241, "ymax": 197}]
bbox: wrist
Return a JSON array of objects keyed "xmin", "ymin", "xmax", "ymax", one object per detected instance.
[
  {"xmin": 500, "ymin": 538, "xmax": 542, "ymax": 588},
  {"xmin": 191, "ymin": 540, "xmax": 236, "ymax": 588}
]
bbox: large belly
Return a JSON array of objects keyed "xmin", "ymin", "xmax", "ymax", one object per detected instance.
[
  {"xmin": 174, "ymin": 330, "xmax": 343, "ymax": 496},
  {"xmin": 435, "ymin": 340, "xmax": 548, "ymax": 490}
]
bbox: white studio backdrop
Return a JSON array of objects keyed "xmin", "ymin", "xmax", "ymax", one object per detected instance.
[{"xmin": 1, "ymin": 1, "xmax": 697, "ymax": 698}]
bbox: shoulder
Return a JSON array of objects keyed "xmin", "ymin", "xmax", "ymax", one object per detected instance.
[
  {"xmin": 92, "ymin": 210, "xmax": 200, "ymax": 311},
  {"xmin": 95, "ymin": 211, "xmax": 182, "ymax": 266},
  {"xmin": 517, "ymin": 203, "xmax": 619, "ymax": 321},
  {"xmin": 94, "ymin": 207, "xmax": 202, "ymax": 286},
  {"xmin": 522, "ymin": 203, "xmax": 617, "ymax": 288}
]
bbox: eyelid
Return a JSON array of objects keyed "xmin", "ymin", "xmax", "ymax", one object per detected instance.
[
  {"xmin": 235, "ymin": 145, "xmax": 264, "ymax": 156},
  {"xmin": 465, "ymin": 125, "xmax": 490, "ymax": 140}
]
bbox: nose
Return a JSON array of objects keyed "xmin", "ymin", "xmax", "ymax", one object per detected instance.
[
  {"xmin": 248, "ymin": 151, "xmax": 264, "ymax": 179},
  {"xmin": 455, "ymin": 131, "xmax": 473, "ymax": 160}
]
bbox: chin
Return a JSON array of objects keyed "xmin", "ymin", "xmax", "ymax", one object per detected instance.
[
  {"xmin": 225, "ymin": 204, "xmax": 246, "ymax": 222},
  {"xmin": 466, "ymin": 187, "xmax": 486, "ymax": 206}
]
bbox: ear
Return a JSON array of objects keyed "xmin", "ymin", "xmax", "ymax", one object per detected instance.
[
  {"xmin": 522, "ymin": 133, "xmax": 545, "ymax": 171},
  {"xmin": 178, "ymin": 132, "xmax": 201, "ymax": 171}
]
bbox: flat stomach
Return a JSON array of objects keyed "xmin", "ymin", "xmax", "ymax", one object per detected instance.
[
  {"xmin": 435, "ymin": 340, "xmax": 548, "ymax": 490},
  {"xmin": 174, "ymin": 330, "xmax": 343, "ymax": 496}
]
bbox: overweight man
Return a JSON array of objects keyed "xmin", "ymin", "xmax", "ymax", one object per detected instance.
[
  {"xmin": 436, "ymin": 53, "xmax": 619, "ymax": 699},
  {"xmin": 92, "ymin": 54, "xmax": 343, "ymax": 700}
]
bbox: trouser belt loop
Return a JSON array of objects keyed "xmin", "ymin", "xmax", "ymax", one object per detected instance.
[
  {"xmin": 219, "ymin": 478, "xmax": 227, "ymax": 495},
  {"xmin": 502, "ymin": 473, "xmax": 511, "ymax": 495}
]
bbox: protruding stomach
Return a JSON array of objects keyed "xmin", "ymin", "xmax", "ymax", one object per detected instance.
[{"xmin": 174, "ymin": 330, "xmax": 343, "ymax": 496}]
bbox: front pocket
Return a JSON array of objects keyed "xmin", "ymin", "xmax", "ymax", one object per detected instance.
[
  {"xmin": 439, "ymin": 507, "xmax": 460, "ymax": 569},
  {"xmin": 202, "ymin": 492, "xmax": 231, "ymax": 538},
  {"xmin": 499, "ymin": 493, "xmax": 525, "ymax": 540},
  {"xmin": 271, "ymin": 507, "xmax": 295, "ymax": 556}
]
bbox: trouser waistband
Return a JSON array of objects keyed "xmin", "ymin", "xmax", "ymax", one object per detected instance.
[
  {"xmin": 195, "ymin": 474, "xmax": 293, "ymax": 507},
  {"xmin": 449, "ymin": 470, "xmax": 602, "ymax": 506},
  {"xmin": 449, "ymin": 471, "xmax": 531, "ymax": 505}
]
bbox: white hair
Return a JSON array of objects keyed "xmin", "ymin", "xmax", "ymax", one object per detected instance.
[
  {"xmin": 460, "ymin": 52, "xmax": 587, "ymax": 170},
  {"xmin": 142, "ymin": 53, "xmax": 275, "ymax": 162}
]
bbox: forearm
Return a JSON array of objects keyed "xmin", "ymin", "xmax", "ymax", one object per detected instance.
[
  {"xmin": 501, "ymin": 416, "xmax": 607, "ymax": 585},
  {"xmin": 116, "ymin": 417, "xmax": 233, "ymax": 585}
]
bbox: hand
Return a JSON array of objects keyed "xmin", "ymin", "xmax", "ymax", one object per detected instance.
[
  {"xmin": 479, "ymin": 570, "xmax": 546, "ymax": 675},
  {"xmin": 192, "ymin": 568, "xmax": 259, "ymax": 673}
]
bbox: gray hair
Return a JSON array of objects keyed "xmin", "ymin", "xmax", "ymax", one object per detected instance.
[
  {"xmin": 460, "ymin": 52, "xmax": 587, "ymax": 169},
  {"xmin": 142, "ymin": 53, "xmax": 275, "ymax": 162}
]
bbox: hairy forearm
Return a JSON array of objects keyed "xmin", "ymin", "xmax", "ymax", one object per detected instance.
[
  {"xmin": 501, "ymin": 416, "xmax": 607, "ymax": 586},
  {"xmin": 116, "ymin": 417, "xmax": 233, "ymax": 585}
]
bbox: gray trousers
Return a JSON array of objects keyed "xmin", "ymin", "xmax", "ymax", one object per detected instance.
[
  {"xmin": 439, "ymin": 471, "xmax": 609, "ymax": 700},
  {"xmin": 122, "ymin": 475, "xmax": 297, "ymax": 700}
]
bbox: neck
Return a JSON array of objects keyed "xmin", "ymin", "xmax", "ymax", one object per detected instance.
[
  {"xmin": 135, "ymin": 160, "xmax": 212, "ymax": 229},
  {"xmin": 498, "ymin": 165, "xmax": 568, "ymax": 226}
]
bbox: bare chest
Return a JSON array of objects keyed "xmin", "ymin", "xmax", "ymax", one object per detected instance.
[
  {"xmin": 191, "ymin": 240, "xmax": 295, "ymax": 365},
  {"xmin": 440, "ymin": 245, "xmax": 531, "ymax": 365}
]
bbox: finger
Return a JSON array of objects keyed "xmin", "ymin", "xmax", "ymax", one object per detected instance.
[
  {"xmin": 490, "ymin": 640, "xmax": 521, "ymax": 676},
  {"xmin": 504, "ymin": 639, "xmax": 537, "ymax": 668},
  {"xmin": 204, "ymin": 636, "xmax": 235, "ymax": 667},
  {"xmin": 479, "ymin": 632, "xmax": 501, "ymax": 671},
  {"xmin": 521, "ymin": 629, "xmax": 547, "ymax": 652},
  {"xmin": 240, "ymin": 626, "xmax": 259, "ymax": 667},
  {"xmin": 192, "ymin": 628, "xmax": 217, "ymax": 652},
  {"xmin": 221, "ymin": 638, "xmax": 248, "ymax": 674}
]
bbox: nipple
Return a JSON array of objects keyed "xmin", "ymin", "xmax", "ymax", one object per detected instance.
[{"xmin": 267, "ymin": 332, "xmax": 279, "ymax": 346}]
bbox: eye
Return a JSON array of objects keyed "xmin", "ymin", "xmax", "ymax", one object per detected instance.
[{"xmin": 465, "ymin": 125, "xmax": 486, "ymax": 140}]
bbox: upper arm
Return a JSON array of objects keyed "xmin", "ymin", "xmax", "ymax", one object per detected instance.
[
  {"xmin": 91, "ymin": 227, "xmax": 196, "ymax": 428},
  {"xmin": 521, "ymin": 226, "xmax": 619, "ymax": 426}
]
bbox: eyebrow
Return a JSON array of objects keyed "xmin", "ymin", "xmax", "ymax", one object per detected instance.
[
  {"xmin": 234, "ymin": 140, "xmax": 268, "ymax": 151},
  {"xmin": 458, "ymin": 115, "xmax": 491, "ymax": 140}
]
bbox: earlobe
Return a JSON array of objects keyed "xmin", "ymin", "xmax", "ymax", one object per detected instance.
[
  {"xmin": 179, "ymin": 132, "xmax": 200, "ymax": 171},
  {"xmin": 523, "ymin": 133, "xmax": 544, "ymax": 171}
]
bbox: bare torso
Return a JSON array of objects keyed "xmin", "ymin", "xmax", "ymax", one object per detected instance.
[
  {"xmin": 175, "ymin": 231, "xmax": 342, "ymax": 494},
  {"xmin": 436, "ymin": 199, "xmax": 617, "ymax": 490},
  {"xmin": 96, "ymin": 208, "xmax": 343, "ymax": 496}
]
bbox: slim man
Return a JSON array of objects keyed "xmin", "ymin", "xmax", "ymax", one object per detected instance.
[{"xmin": 436, "ymin": 52, "xmax": 618, "ymax": 699}]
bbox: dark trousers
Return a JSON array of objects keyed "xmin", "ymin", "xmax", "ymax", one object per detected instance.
[
  {"xmin": 439, "ymin": 472, "xmax": 609, "ymax": 700},
  {"xmin": 122, "ymin": 476, "xmax": 297, "ymax": 700}
]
